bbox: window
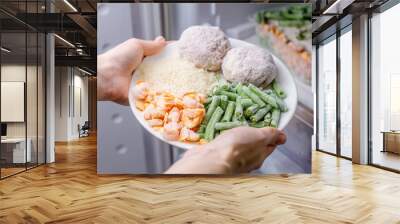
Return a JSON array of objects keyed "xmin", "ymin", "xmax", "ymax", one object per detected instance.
[
  {"xmin": 339, "ymin": 28, "xmax": 352, "ymax": 158},
  {"xmin": 316, "ymin": 26, "xmax": 353, "ymax": 159},
  {"xmin": 370, "ymin": 3, "xmax": 400, "ymax": 171},
  {"xmin": 317, "ymin": 36, "xmax": 337, "ymax": 154}
]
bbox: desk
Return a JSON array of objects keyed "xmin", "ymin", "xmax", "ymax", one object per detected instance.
[
  {"xmin": 381, "ymin": 131, "xmax": 400, "ymax": 155},
  {"xmin": 1, "ymin": 138, "xmax": 31, "ymax": 163}
]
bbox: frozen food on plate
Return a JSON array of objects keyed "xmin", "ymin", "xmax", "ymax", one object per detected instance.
[
  {"xmin": 135, "ymin": 41, "xmax": 218, "ymax": 96},
  {"xmin": 199, "ymin": 81, "xmax": 288, "ymax": 141},
  {"xmin": 129, "ymin": 25, "xmax": 297, "ymax": 148},
  {"xmin": 133, "ymin": 82, "xmax": 206, "ymax": 143},
  {"xmin": 222, "ymin": 46, "xmax": 277, "ymax": 86},
  {"xmin": 178, "ymin": 26, "xmax": 231, "ymax": 71}
]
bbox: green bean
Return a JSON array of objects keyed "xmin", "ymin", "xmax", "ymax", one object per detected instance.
[
  {"xmin": 222, "ymin": 101, "xmax": 235, "ymax": 122},
  {"xmin": 235, "ymin": 83, "xmax": 242, "ymax": 91},
  {"xmin": 248, "ymin": 84, "xmax": 278, "ymax": 108},
  {"xmin": 263, "ymin": 89, "xmax": 274, "ymax": 95},
  {"xmin": 270, "ymin": 108, "xmax": 281, "ymax": 128},
  {"xmin": 232, "ymin": 116, "xmax": 238, "ymax": 122},
  {"xmin": 205, "ymin": 96, "xmax": 220, "ymax": 122},
  {"xmin": 279, "ymin": 20, "xmax": 306, "ymax": 28},
  {"xmin": 297, "ymin": 29, "xmax": 311, "ymax": 40},
  {"xmin": 256, "ymin": 11, "xmax": 266, "ymax": 24},
  {"xmin": 241, "ymin": 86, "xmax": 266, "ymax": 107},
  {"xmin": 265, "ymin": 11, "xmax": 281, "ymax": 20},
  {"xmin": 240, "ymin": 98, "xmax": 254, "ymax": 108},
  {"xmin": 249, "ymin": 121, "xmax": 269, "ymax": 128},
  {"xmin": 272, "ymin": 80, "xmax": 286, "ymax": 99},
  {"xmin": 282, "ymin": 10, "xmax": 304, "ymax": 20},
  {"xmin": 204, "ymin": 97, "xmax": 212, "ymax": 106},
  {"xmin": 250, "ymin": 106, "xmax": 271, "ymax": 123},
  {"xmin": 216, "ymin": 90, "xmax": 238, "ymax": 101},
  {"xmin": 236, "ymin": 84, "xmax": 250, "ymax": 99},
  {"xmin": 264, "ymin": 112, "xmax": 272, "ymax": 126},
  {"xmin": 245, "ymin": 105, "xmax": 260, "ymax": 118},
  {"xmin": 213, "ymin": 84, "xmax": 229, "ymax": 94},
  {"xmin": 269, "ymin": 91, "xmax": 288, "ymax": 112},
  {"xmin": 233, "ymin": 96, "xmax": 244, "ymax": 121},
  {"xmin": 260, "ymin": 6, "xmax": 311, "ymax": 24},
  {"xmin": 215, "ymin": 121, "xmax": 244, "ymax": 131},
  {"xmin": 230, "ymin": 83, "xmax": 240, "ymax": 93},
  {"xmin": 232, "ymin": 114, "xmax": 243, "ymax": 123},
  {"xmin": 275, "ymin": 95, "xmax": 288, "ymax": 112},
  {"xmin": 220, "ymin": 95, "xmax": 228, "ymax": 110},
  {"xmin": 198, "ymin": 133, "xmax": 205, "ymax": 139},
  {"xmin": 197, "ymin": 124, "xmax": 206, "ymax": 134},
  {"xmin": 205, "ymin": 107, "xmax": 224, "ymax": 141},
  {"xmin": 205, "ymin": 81, "xmax": 287, "ymax": 131}
]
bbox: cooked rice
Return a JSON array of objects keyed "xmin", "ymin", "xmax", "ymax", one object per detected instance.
[{"xmin": 136, "ymin": 46, "xmax": 218, "ymax": 96}]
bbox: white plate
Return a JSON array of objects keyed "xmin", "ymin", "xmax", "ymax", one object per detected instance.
[{"xmin": 129, "ymin": 38, "xmax": 297, "ymax": 150}]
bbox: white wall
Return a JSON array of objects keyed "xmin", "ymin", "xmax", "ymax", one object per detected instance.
[
  {"xmin": 73, "ymin": 73, "xmax": 89, "ymax": 135},
  {"xmin": 54, "ymin": 67, "xmax": 89, "ymax": 141},
  {"xmin": 1, "ymin": 65, "xmax": 40, "ymax": 137},
  {"xmin": 1, "ymin": 65, "xmax": 26, "ymax": 132},
  {"xmin": 54, "ymin": 66, "xmax": 69, "ymax": 141},
  {"xmin": 1, "ymin": 82, "xmax": 24, "ymax": 122}
]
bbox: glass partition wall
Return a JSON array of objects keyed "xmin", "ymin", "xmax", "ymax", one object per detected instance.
[
  {"xmin": 0, "ymin": 30, "xmax": 28, "ymax": 177},
  {"xmin": 316, "ymin": 26, "xmax": 352, "ymax": 159},
  {"xmin": 0, "ymin": 2, "xmax": 46, "ymax": 179}
]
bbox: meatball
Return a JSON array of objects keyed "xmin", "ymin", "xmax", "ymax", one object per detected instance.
[
  {"xmin": 222, "ymin": 46, "xmax": 278, "ymax": 86},
  {"xmin": 178, "ymin": 26, "xmax": 231, "ymax": 71}
]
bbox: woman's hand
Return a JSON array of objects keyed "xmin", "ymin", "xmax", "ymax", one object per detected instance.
[
  {"xmin": 97, "ymin": 36, "xmax": 167, "ymax": 105},
  {"xmin": 165, "ymin": 127, "xmax": 286, "ymax": 174}
]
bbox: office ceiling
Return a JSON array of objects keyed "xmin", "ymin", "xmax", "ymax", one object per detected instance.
[
  {"xmin": 311, "ymin": 0, "xmax": 391, "ymax": 44},
  {"xmin": 0, "ymin": 0, "xmax": 98, "ymax": 74},
  {"xmin": 0, "ymin": 0, "xmax": 96, "ymax": 14},
  {"xmin": 1, "ymin": 0, "xmax": 395, "ymax": 73},
  {"xmin": 1, "ymin": 32, "xmax": 45, "ymax": 64}
]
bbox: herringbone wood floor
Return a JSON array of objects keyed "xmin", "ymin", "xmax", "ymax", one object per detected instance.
[{"xmin": 1, "ymin": 134, "xmax": 400, "ymax": 224}]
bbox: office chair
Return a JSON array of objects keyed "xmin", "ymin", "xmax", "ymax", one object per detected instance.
[{"xmin": 79, "ymin": 121, "xmax": 90, "ymax": 138}]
